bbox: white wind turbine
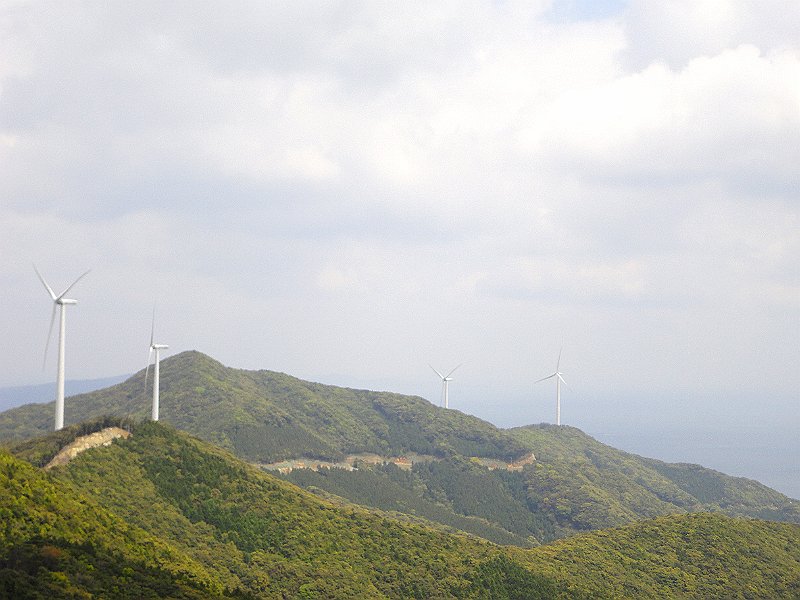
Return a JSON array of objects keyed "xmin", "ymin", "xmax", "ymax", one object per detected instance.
[
  {"xmin": 430, "ymin": 364, "xmax": 461, "ymax": 409},
  {"xmin": 535, "ymin": 349, "xmax": 567, "ymax": 426},
  {"xmin": 144, "ymin": 306, "xmax": 168, "ymax": 421},
  {"xmin": 34, "ymin": 265, "xmax": 91, "ymax": 431}
]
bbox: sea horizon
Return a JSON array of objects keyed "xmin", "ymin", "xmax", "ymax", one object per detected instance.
[{"xmin": 592, "ymin": 423, "xmax": 799, "ymax": 501}]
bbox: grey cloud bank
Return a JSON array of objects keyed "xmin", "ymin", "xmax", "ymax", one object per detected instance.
[{"xmin": 1, "ymin": 2, "xmax": 797, "ymax": 454}]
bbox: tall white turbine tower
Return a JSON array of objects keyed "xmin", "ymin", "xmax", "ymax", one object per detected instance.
[
  {"xmin": 534, "ymin": 349, "xmax": 567, "ymax": 426},
  {"xmin": 145, "ymin": 307, "xmax": 168, "ymax": 421},
  {"xmin": 430, "ymin": 364, "xmax": 461, "ymax": 409},
  {"xmin": 34, "ymin": 265, "xmax": 91, "ymax": 431}
]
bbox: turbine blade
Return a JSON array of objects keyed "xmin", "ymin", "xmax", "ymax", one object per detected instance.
[
  {"xmin": 144, "ymin": 348, "xmax": 154, "ymax": 395},
  {"xmin": 150, "ymin": 304, "xmax": 156, "ymax": 347},
  {"xmin": 429, "ymin": 364, "xmax": 445, "ymax": 380},
  {"xmin": 33, "ymin": 264, "xmax": 57, "ymax": 300},
  {"xmin": 445, "ymin": 363, "xmax": 463, "ymax": 378},
  {"xmin": 557, "ymin": 374, "xmax": 568, "ymax": 387},
  {"xmin": 56, "ymin": 269, "xmax": 91, "ymax": 300},
  {"xmin": 42, "ymin": 303, "xmax": 57, "ymax": 370},
  {"xmin": 534, "ymin": 373, "xmax": 556, "ymax": 384},
  {"xmin": 556, "ymin": 347, "xmax": 562, "ymax": 371}
]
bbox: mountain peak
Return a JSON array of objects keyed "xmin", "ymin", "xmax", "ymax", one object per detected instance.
[{"xmin": 0, "ymin": 351, "xmax": 529, "ymax": 464}]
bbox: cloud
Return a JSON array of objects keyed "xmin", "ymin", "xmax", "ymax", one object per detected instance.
[
  {"xmin": 477, "ymin": 256, "xmax": 649, "ymax": 305},
  {"xmin": 524, "ymin": 45, "xmax": 800, "ymax": 197},
  {"xmin": 624, "ymin": 0, "xmax": 800, "ymax": 69},
  {"xmin": 0, "ymin": 1, "xmax": 797, "ymax": 437}
]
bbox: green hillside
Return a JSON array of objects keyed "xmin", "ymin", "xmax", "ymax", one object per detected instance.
[
  {"xmin": 281, "ymin": 457, "xmax": 556, "ymax": 545},
  {"xmin": 4, "ymin": 422, "xmax": 566, "ymax": 599},
  {"xmin": 517, "ymin": 513, "xmax": 800, "ymax": 598},
  {"xmin": 1, "ymin": 350, "xmax": 797, "ymax": 551},
  {"xmin": 0, "ymin": 445, "xmax": 252, "ymax": 598},
  {"xmin": 281, "ymin": 423, "xmax": 798, "ymax": 544},
  {"xmin": 0, "ymin": 351, "xmax": 527, "ymax": 463},
  {"xmin": 283, "ymin": 460, "xmax": 545, "ymax": 546},
  {"xmin": 509, "ymin": 424, "xmax": 799, "ymax": 532},
  {"xmin": 5, "ymin": 422, "xmax": 800, "ymax": 598}
]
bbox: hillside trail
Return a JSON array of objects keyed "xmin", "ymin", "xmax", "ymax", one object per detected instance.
[{"xmin": 260, "ymin": 451, "xmax": 536, "ymax": 474}]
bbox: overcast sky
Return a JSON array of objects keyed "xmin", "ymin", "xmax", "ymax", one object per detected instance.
[{"xmin": 1, "ymin": 0, "xmax": 798, "ymax": 433}]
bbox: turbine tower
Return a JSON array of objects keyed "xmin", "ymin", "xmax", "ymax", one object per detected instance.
[
  {"xmin": 145, "ymin": 306, "xmax": 168, "ymax": 421},
  {"xmin": 430, "ymin": 364, "xmax": 461, "ymax": 409},
  {"xmin": 534, "ymin": 349, "xmax": 567, "ymax": 426},
  {"xmin": 34, "ymin": 265, "xmax": 91, "ymax": 431}
]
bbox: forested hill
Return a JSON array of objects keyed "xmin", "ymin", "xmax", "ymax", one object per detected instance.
[
  {"xmin": 0, "ymin": 421, "xmax": 566, "ymax": 599},
  {"xmin": 516, "ymin": 512, "xmax": 800, "ymax": 598},
  {"xmin": 4, "ymin": 421, "xmax": 800, "ymax": 598},
  {"xmin": 0, "ymin": 350, "xmax": 528, "ymax": 462},
  {"xmin": 280, "ymin": 423, "xmax": 799, "ymax": 546},
  {"xmin": 2, "ymin": 350, "xmax": 799, "ymax": 549},
  {"xmin": 507, "ymin": 424, "xmax": 800, "ymax": 530}
]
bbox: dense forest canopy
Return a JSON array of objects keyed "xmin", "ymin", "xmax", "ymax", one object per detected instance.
[{"xmin": 3, "ymin": 421, "xmax": 799, "ymax": 598}]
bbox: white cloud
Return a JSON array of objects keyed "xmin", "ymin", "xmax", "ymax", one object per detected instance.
[
  {"xmin": 525, "ymin": 44, "xmax": 800, "ymax": 196},
  {"xmin": 478, "ymin": 256, "xmax": 648, "ymax": 304},
  {"xmin": 624, "ymin": 0, "xmax": 800, "ymax": 69},
  {"xmin": 316, "ymin": 266, "xmax": 358, "ymax": 292},
  {"xmin": 0, "ymin": 1, "xmax": 797, "ymax": 436}
]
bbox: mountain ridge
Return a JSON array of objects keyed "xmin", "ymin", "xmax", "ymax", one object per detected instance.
[
  {"xmin": 1, "ymin": 350, "xmax": 797, "ymax": 549},
  {"xmin": 0, "ymin": 350, "xmax": 530, "ymax": 462}
]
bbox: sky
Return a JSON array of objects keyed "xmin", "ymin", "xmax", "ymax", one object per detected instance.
[{"xmin": 1, "ymin": 0, "xmax": 798, "ymax": 436}]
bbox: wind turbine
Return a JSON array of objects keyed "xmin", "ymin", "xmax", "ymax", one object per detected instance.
[
  {"xmin": 535, "ymin": 349, "xmax": 567, "ymax": 426},
  {"xmin": 34, "ymin": 265, "xmax": 91, "ymax": 431},
  {"xmin": 145, "ymin": 306, "xmax": 168, "ymax": 421},
  {"xmin": 430, "ymin": 364, "xmax": 461, "ymax": 409}
]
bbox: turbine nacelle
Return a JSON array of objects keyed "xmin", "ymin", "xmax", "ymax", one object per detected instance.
[
  {"xmin": 535, "ymin": 371, "xmax": 566, "ymax": 384},
  {"xmin": 146, "ymin": 305, "xmax": 169, "ymax": 422},
  {"xmin": 429, "ymin": 363, "xmax": 462, "ymax": 409},
  {"xmin": 535, "ymin": 348, "xmax": 568, "ymax": 426},
  {"xmin": 33, "ymin": 265, "xmax": 89, "ymax": 431},
  {"xmin": 34, "ymin": 264, "xmax": 91, "ymax": 304}
]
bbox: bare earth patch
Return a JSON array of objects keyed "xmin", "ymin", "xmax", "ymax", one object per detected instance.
[
  {"xmin": 259, "ymin": 451, "xmax": 536, "ymax": 474},
  {"xmin": 44, "ymin": 427, "xmax": 131, "ymax": 470}
]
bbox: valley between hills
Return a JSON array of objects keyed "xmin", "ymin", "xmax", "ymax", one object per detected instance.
[{"xmin": 1, "ymin": 350, "xmax": 799, "ymax": 598}]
